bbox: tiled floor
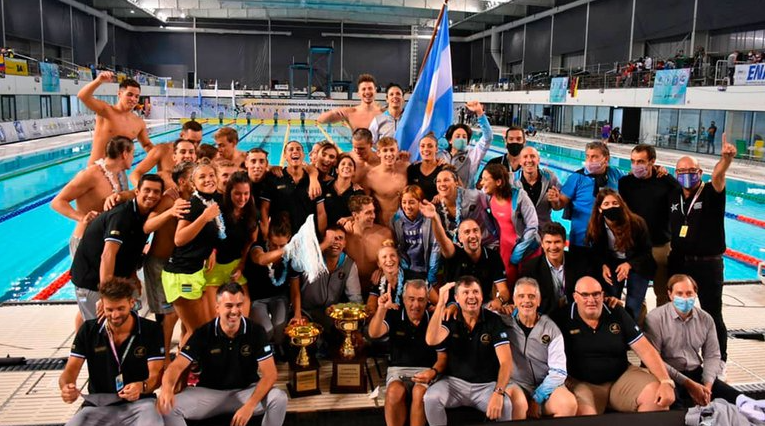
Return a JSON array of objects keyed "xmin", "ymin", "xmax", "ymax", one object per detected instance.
[{"xmin": 1, "ymin": 284, "xmax": 763, "ymax": 425}]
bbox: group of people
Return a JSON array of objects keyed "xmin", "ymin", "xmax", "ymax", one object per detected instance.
[{"xmin": 53, "ymin": 70, "xmax": 740, "ymax": 426}]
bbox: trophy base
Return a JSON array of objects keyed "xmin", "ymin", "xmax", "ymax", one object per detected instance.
[
  {"xmin": 330, "ymin": 357, "xmax": 368, "ymax": 394},
  {"xmin": 288, "ymin": 361, "xmax": 321, "ymax": 398}
]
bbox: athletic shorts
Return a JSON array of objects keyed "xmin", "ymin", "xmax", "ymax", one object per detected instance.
[
  {"xmin": 203, "ymin": 259, "xmax": 247, "ymax": 287},
  {"xmin": 161, "ymin": 268, "xmax": 206, "ymax": 303},
  {"xmin": 386, "ymin": 366, "xmax": 432, "ymax": 389},
  {"xmin": 143, "ymin": 255, "xmax": 174, "ymax": 314}
]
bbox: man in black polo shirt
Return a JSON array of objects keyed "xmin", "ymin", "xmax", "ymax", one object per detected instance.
[
  {"xmin": 552, "ymin": 277, "xmax": 675, "ymax": 415},
  {"xmin": 369, "ymin": 279, "xmax": 447, "ymax": 426},
  {"xmin": 70, "ymin": 174, "xmax": 163, "ymax": 321},
  {"xmin": 422, "ymin": 201, "xmax": 508, "ymax": 310},
  {"xmin": 59, "ymin": 277, "xmax": 164, "ymax": 426},
  {"xmin": 158, "ymin": 282, "xmax": 287, "ymax": 426},
  {"xmin": 479, "ymin": 126, "xmax": 526, "ymax": 188},
  {"xmin": 619, "ymin": 144, "xmax": 680, "ymax": 306},
  {"xmin": 668, "ymin": 139, "xmax": 736, "ymax": 362},
  {"xmin": 423, "ymin": 276, "xmax": 514, "ymax": 425}
]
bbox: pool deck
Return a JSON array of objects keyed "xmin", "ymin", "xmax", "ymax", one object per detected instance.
[{"xmin": 1, "ymin": 284, "xmax": 764, "ymax": 425}]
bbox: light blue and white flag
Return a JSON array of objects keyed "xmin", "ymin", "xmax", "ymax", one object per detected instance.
[{"xmin": 395, "ymin": 5, "xmax": 452, "ymax": 160}]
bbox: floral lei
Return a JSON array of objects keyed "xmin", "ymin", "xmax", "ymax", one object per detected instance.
[
  {"xmin": 440, "ymin": 187, "xmax": 463, "ymax": 243},
  {"xmin": 94, "ymin": 158, "xmax": 124, "ymax": 193},
  {"xmin": 193, "ymin": 191, "xmax": 227, "ymax": 239}
]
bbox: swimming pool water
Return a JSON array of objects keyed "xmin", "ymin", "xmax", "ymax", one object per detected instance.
[{"xmin": 0, "ymin": 122, "xmax": 761, "ymax": 302}]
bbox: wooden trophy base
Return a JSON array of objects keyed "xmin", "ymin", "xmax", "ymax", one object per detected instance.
[
  {"xmin": 330, "ymin": 357, "xmax": 367, "ymax": 394},
  {"xmin": 287, "ymin": 361, "xmax": 321, "ymax": 398}
]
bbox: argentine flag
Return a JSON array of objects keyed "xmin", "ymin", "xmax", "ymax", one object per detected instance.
[{"xmin": 395, "ymin": 5, "xmax": 453, "ymax": 160}]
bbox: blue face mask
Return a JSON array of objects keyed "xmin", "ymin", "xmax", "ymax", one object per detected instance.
[
  {"xmin": 437, "ymin": 137, "xmax": 450, "ymax": 152},
  {"xmin": 677, "ymin": 172, "xmax": 701, "ymax": 189},
  {"xmin": 452, "ymin": 138, "xmax": 468, "ymax": 151},
  {"xmin": 673, "ymin": 296, "xmax": 695, "ymax": 314}
]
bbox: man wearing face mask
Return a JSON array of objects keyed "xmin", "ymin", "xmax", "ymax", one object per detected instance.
[
  {"xmin": 644, "ymin": 274, "xmax": 740, "ymax": 407},
  {"xmin": 481, "ymin": 126, "xmax": 526, "ymax": 187},
  {"xmin": 549, "ymin": 141, "xmax": 624, "ymax": 265},
  {"xmin": 667, "ymin": 137, "xmax": 736, "ymax": 363},
  {"xmin": 618, "ymin": 145, "xmax": 680, "ymax": 306},
  {"xmin": 439, "ymin": 101, "xmax": 493, "ymax": 187}
]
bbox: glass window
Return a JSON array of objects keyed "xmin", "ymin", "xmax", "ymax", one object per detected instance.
[
  {"xmin": 657, "ymin": 109, "xmax": 679, "ymax": 149},
  {"xmin": 699, "ymin": 110, "xmax": 725, "ymax": 154},
  {"xmin": 751, "ymin": 112, "xmax": 765, "ymax": 160},
  {"xmin": 583, "ymin": 106, "xmax": 597, "ymax": 138},
  {"xmin": 562, "ymin": 106, "xmax": 573, "ymax": 134},
  {"xmin": 573, "ymin": 106, "xmax": 585, "ymax": 137},
  {"xmin": 640, "ymin": 109, "xmax": 659, "ymax": 145},
  {"xmin": 28, "ymin": 96, "xmax": 42, "ymax": 120},
  {"xmin": 16, "ymin": 95, "xmax": 30, "ymax": 121},
  {"xmin": 677, "ymin": 109, "xmax": 700, "ymax": 152},
  {"xmin": 51, "ymin": 96, "xmax": 63, "ymax": 117},
  {"xmin": 725, "ymin": 111, "xmax": 753, "ymax": 155}
]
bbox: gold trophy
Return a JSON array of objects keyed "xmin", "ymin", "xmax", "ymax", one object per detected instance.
[
  {"xmin": 285, "ymin": 323, "xmax": 322, "ymax": 397},
  {"xmin": 327, "ymin": 303, "xmax": 368, "ymax": 393}
]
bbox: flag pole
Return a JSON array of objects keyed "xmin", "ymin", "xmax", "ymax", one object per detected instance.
[{"xmin": 417, "ymin": 0, "xmax": 449, "ymax": 80}]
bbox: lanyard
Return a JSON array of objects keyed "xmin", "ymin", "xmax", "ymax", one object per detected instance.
[
  {"xmin": 680, "ymin": 182, "xmax": 705, "ymax": 223},
  {"xmin": 106, "ymin": 325, "xmax": 135, "ymax": 373}
]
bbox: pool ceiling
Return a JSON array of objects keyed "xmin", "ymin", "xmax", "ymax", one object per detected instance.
[{"xmin": 72, "ymin": 0, "xmax": 559, "ymax": 31}]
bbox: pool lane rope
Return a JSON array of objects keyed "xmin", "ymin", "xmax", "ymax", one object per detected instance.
[{"xmin": 31, "ymin": 270, "xmax": 70, "ymax": 301}]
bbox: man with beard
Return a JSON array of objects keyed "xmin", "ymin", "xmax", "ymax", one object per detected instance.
[
  {"xmin": 369, "ymin": 279, "xmax": 447, "ymax": 426},
  {"xmin": 318, "ymin": 74, "xmax": 383, "ymax": 130},
  {"xmin": 59, "ymin": 277, "xmax": 165, "ymax": 426},
  {"xmin": 420, "ymin": 200, "xmax": 508, "ymax": 312},
  {"xmin": 69, "ymin": 174, "xmax": 164, "ymax": 321},
  {"xmin": 158, "ymin": 283, "xmax": 287, "ymax": 426},
  {"xmin": 424, "ymin": 277, "xmax": 514, "ymax": 425}
]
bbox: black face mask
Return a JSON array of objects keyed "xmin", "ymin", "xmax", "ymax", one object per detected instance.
[
  {"xmin": 506, "ymin": 143, "xmax": 524, "ymax": 157},
  {"xmin": 602, "ymin": 207, "xmax": 623, "ymax": 222}
]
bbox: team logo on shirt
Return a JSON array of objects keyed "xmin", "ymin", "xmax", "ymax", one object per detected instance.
[
  {"xmin": 609, "ymin": 323, "xmax": 621, "ymax": 334},
  {"xmin": 110, "ymin": 230, "xmax": 120, "ymax": 236},
  {"xmin": 670, "ymin": 203, "xmax": 679, "ymax": 212},
  {"xmin": 541, "ymin": 335, "xmax": 551, "ymax": 345},
  {"xmin": 338, "ymin": 272, "xmax": 346, "ymax": 280},
  {"xmin": 133, "ymin": 346, "xmax": 147, "ymax": 358},
  {"xmin": 241, "ymin": 344, "xmax": 252, "ymax": 357},
  {"xmin": 94, "ymin": 345, "xmax": 107, "ymax": 353},
  {"xmin": 480, "ymin": 333, "xmax": 491, "ymax": 344}
]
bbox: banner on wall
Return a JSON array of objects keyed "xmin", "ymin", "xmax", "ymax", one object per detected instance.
[
  {"xmin": 734, "ymin": 63, "xmax": 765, "ymax": 86},
  {"xmin": 549, "ymin": 77, "xmax": 569, "ymax": 103},
  {"xmin": 0, "ymin": 116, "xmax": 96, "ymax": 146},
  {"xmin": 77, "ymin": 66, "xmax": 92, "ymax": 81},
  {"xmin": 40, "ymin": 63, "xmax": 61, "ymax": 92},
  {"xmin": 652, "ymin": 69, "xmax": 690, "ymax": 105},
  {"xmin": 151, "ymin": 97, "xmax": 356, "ymax": 120},
  {"xmin": 5, "ymin": 58, "xmax": 29, "ymax": 76}
]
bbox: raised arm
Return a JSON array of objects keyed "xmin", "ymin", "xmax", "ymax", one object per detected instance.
[
  {"xmin": 129, "ymin": 148, "xmax": 162, "ymax": 188},
  {"xmin": 711, "ymin": 133, "xmax": 736, "ymax": 193},
  {"xmin": 77, "ymin": 71, "xmax": 115, "ymax": 116},
  {"xmin": 421, "ymin": 200, "xmax": 456, "ymax": 258},
  {"xmin": 426, "ymin": 282, "xmax": 454, "ymax": 346},
  {"xmin": 317, "ymin": 107, "xmax": 351, "ymax": 125}
]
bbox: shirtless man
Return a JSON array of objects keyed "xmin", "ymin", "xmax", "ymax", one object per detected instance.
[
  {"xmin": 52, "ymin": 136, "xmax": 135, "ymax": 258},
  {"xmin": 142, "ymin": 162, "xmax": 194, "ymax": 365},
  {"xmin": 361, "ymin": 137, "xmax": 408, "ymax": 226},
  {"xmin": 130, "ymin": 138, "xmax": 197, "ymax": 192},
  {"xmin": 215, "ymin": 127, "xmax": 247, "ymax": 167},
  {"xmin": 317, "ymin": 74, "xmax": 383, "ymax": 130},
  {"xmin": 78, "ymin": 72, "xmax": 153, "ymax": 165},
  {"xmin": 128, "ymin": 121, "xmax": 203, "ymax": 189},
  {"xmin": 343, "ymin": 195, "xmax": 393, "ymax": 295},
  {"xmin": 350, "ymin": 128, "xmax": 380, "ymax": 184}
]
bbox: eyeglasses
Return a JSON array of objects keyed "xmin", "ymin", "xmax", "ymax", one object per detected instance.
[{"xmin": 575, "ymin": 291, "xmax": 604, "ymax": 300}]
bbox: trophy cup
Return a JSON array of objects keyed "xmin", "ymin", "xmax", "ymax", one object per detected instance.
[
  {"xmin": 327, "ymin": 303, "xmax": 368, "ymax": 393},
  {"xmin": 285, "ymin": 323, "xmax": 322, "ymax": 397}
]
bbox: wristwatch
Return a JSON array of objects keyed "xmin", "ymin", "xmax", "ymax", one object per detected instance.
[
  {"xmin": 660, "ymin": 379, "xmax": 675, "ymax": 389},
  {"xmin": 494, "ymin": 387, "xmax": 505, "ymax": 395}
]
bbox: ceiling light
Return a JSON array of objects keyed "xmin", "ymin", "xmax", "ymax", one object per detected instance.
[
  {"xmin": 180, "ymin": 12, "xmax": 187, "ymax": 18},
  {"xmin": 130, "ymin": 9, "xmax": 135, "ymax": 13}
]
